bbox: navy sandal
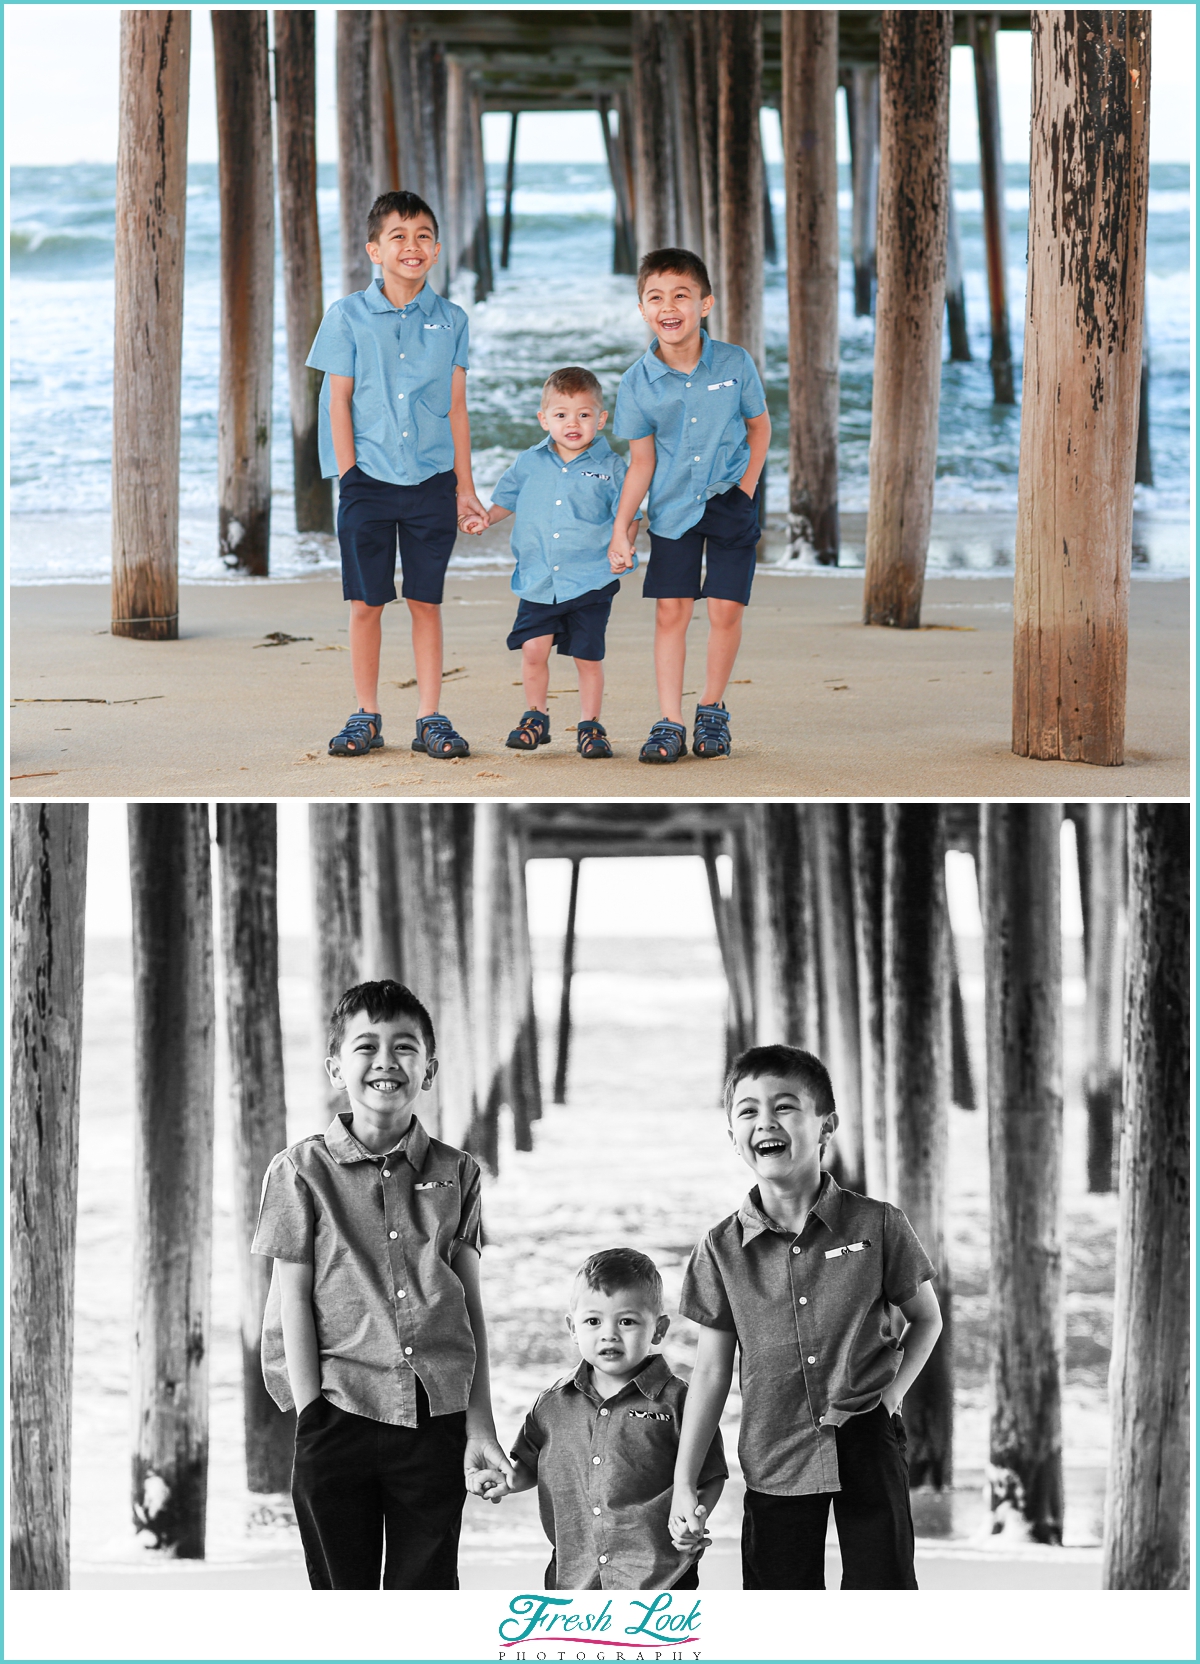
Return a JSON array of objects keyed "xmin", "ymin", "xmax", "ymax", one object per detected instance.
[
  {"xmin": 412, "ymin": 712, "xmax": 470, "ymax": 759},
  {"xmin": 576, "ymin": 719, "xmax": 612, "ymax": 759},
  {"xmin": 506, "ymin": 709, "xmax": 551, "ymax": 751},
  {"xmin": 638, "ymin": 718, "xmax": 687, "ymax": 764},
  {"xmin": 328, "ymin": 710, "xmax": 383, "ymax": 757},
  {"xmin": 693, "ymin": 702, "xmax": 732, "ymax": 759}
]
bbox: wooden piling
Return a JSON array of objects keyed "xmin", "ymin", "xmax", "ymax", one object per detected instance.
[
  {"xmin": 631, "ymin": 12, "xmax": 677, "ymax": 255},
  {"xmin": 945, "ymin": 182, "xmax": 971, "ymax": 361},
  {"xmin": 128, "ymin": 805, "xmax": 216, "ymax": 1557},
  {"xmin": 813, "ymin": 806, "xmax": 864, "ymax": 1191},
  {"xmin": 336, "ymin": 10, "xmax": 374, "ymax": 296},
  {"xmin": 472, "ymin": 805, "xmax": 518, "ymax": 1174},
  {"xmin": 883, "ymin": 804, "xmax": 953, "ymax": 1487},
  {"xmin": 669, "ymin": 14, "xmax": 704, "ymax": 256},
  {"xmin": 501, "ymin": 112, "xmax": 518, "ymax": 270},
  {"xmin": 717, "ymin": 11, "xmax": 765, "ymax": 366},
  {"xmin": 969, "ymin": 12, "xmax": 1014, "ymax": 403},
  {"xmin": 980, "ymin": 804, "xmax": 1064, "ymax": 1542},
  {"xmin": 1103, "ymin": 806, "xmax": 1189, "ymax": 1588},
  {"xmin": 693, "ymin": 13, "xmax": 722, "ymax": 335},
  {"xmin": 1013, "ymin": 13, "xmax": 1151, "ymax": 765},
  {"xmin": 705, "ymin": 835, "xmax": 750, "ymax": 1072},
  {"xmin": 444, "ymin": 57, "xmax": 467, "ymax": 281},
  {"xmin": 309, "ymin": 805, "xmax": 361, "ymax": 1120},
  {"xmin": 509, "ymin": 833, "xmax": 542, "ymax": 1151},
  {"xmin": 358, "ymin": 805, "xmax": 403, "ymax": 984},
  {"xmin": 849, "ymin": 804, "xmax": 887, "ymax": 1199},
  {"xmin": 385, "ymin": 14, "xmax": 417, "ymax": 193},
  {"xmin": 1083, "ymin": 805, "xmax": 1126, "ymax": 1192},
  {"xmin": 214, "ymin": 806, "xmax": 293, "ymax": 1495},
  {"xmin": 370, "ymin": 10, "xmax": 399, "ymax": 196},
  {"xmin": 111, "ymin": 10, "xmax": 190, "ymax": 641},
  {"xmin": 761, "ymin": 145, "xmax": 777, "ymax": 265},
  {"xmin": 862, "ymin": 11, "xmax": 953, "ymax": 630},
  {"xmin": 598, "ymin": 98, "xmax": 637, "ymax": 277},
  {"xmin": 848, "ymin": 64, "xmax": 879, "ymax": 317},
  {"xmin": 552, "ymin": 861, "xmax": 581, "ymax": 1105},
  {"xmin": 274, "ymin": 11, "xmax": 333, "ymax": 535},
  {"xmin": 1135, "ymin": 304, "xmax": 1153, "ymax": 484},
  {"xmin": 469, "ymin": 81, "xmax": 494, "ymax": 301},
  {"xmin": 759, "ymin": 807, "xmax": 821, "ymax": 1057},
  {"xmin": 781, "ymin": 10, "xmax": 840, "ymax": 564},
  {"xmin": 415, "ymin": 39, "xmax": 449, "ymax": 295},
  {"xmin": 947, "ymin": 923, "xmax": 976, "ymax": 1111},
  {"xmin": 10, "ymin": 805, "xmax": 88, "ymax": 1589}
]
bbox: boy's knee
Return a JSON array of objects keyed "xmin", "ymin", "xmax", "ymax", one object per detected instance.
[
  {"xmin": 350, "ymin": 600, "xmax": 385, "ymax": 621},
  {"xmin": 708, "ymin": 599, "xmax": 745, "ymax": 630},
  {"xmin": 406, "ymin": 598, "xmax": 440, "ymax": 618},
  {"xmin": 656, "ymin": 598, "xmax": 694, "ymax": 629}
]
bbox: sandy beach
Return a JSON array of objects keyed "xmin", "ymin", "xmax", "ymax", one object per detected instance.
[{"xmin": 9, "ymin": 519, "xmax": 1190, "ymax": 800}]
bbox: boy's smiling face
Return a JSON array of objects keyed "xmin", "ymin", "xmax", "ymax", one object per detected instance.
[
  {"xmin": 326, "ymin": 1009, "xmax": 436, "ymax": 1131},
  {"xmin": 366, "ymin": 210, "xmax": 440, "ymax": 288},
  {"xmin": 727, "ymin": 1072, "xmax": 836, "ymax": 1186},
  {"xmin": 567, "ymin": 1285, "xmax": 669, "ymax": 1386},
  {"xmin": 638, "ymin": 270, "xmax": 714, "ymax": 352},
  {"xmin": 537, "ymin": 392, "xmax": 607, "ymax": 460}
]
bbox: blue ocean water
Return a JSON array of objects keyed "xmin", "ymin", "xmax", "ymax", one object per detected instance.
[{"xmin": 8, "ymin": 159, "xmax": 1191, "ymax": 581}]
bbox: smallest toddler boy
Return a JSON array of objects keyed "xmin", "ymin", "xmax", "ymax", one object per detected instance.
[
  {"xmin": 461, "ymin": 368, "xmax": 637, "ymax": 759},
  {"xmin": 471, "ymin": 1247, "xmax": 726, "ymax": 1590}
]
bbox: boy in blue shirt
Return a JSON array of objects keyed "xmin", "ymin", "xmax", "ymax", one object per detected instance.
[
  {"xmin": 307, "ymin": 191, "xmax": 486, "ymax": 762},
  {"xmin": 461, "ymin": 367, "xmax": 636, "ymax": 759},
  {"xmin": 608, "ymin": 249, "xmax": 771, "ymax": 764}
]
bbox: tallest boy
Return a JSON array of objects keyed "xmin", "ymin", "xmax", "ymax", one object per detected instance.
[{"xmin": 308, "ymin": 190, "xmax": 485, "ymax": 760}]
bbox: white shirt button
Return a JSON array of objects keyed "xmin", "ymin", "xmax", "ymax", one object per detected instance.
[
  {"xmin": 686, "ymin": 382, "xmax": 692, "ymax": 388},
  {"xmin": 404, "ymin": 1347, "xmax": 413, "ymax": 1355},
  {"xmin": 399, "ymin": 353, "xmax": 405, "ymax": 359},
  {"xmin": 599, "ymin": 1408, "xmax": 609, "ymax": 1416},
  {"xmin": 389, "ymin": 1230, "xmax": 398, "ymax": 1240},
  {"xmin": 599, "ymin": 1555, "xmax": 608, "ymax": 1564},
  {"xmin": 593, "ymin": 1506, "xmax": 601, "ymax": 1516},
  {"xmin": 691, "ymin": 416, "xmax": 697, "ymax": 423},
  {"xmin": 799, "ymin": 1296, "xmax": 808, "ymax": 1305},
  {"xmin": 562, "ymin": 467, "xmax": 568, "ymax": 473},
  {"xmin": 382, "ymin": 1169, "xmax": 391, "ymax": 1178},
  {"xmin": 402, "ymin": 431, "xmax": 408, "ymax": 437},
  {"xmin": 694, "ymin": 455, "xmax": 700, "ymax": 461},
  {"xmin": 396, "ymin": 1289, "xmax": 406, "ymax": 1298},
  {"xmin": 807, "ymin": 1355, "xmax": 817, "ymax": 1364},
  {"xmin": 555, "ymin": 500, "xmax": 562, "ymax": 506},
  {"xmin": 592, "ymin": 1456, "xmax": 601, "ymax": 1465},
  {"xmin": 398, "ymin": 393, "xmax": 405, "ymax": 399},
  {"xmin": 553, "ymin": 533, "xmax": 560, "ymax": 538},
  {"xmin": 819, "ymin": 1416, "xmax": 826, "ymax": 1425},
  {"xmin": 791, "ymin": 1246, "xmax": 801, "ymax": 1255}
]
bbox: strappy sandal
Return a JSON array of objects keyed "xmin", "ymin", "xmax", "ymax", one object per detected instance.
[
  {"xmin": 506, "ymin": 709, "xmax": 551, "ymax": 751},
  {"xmin": 412, "ymin": 712, "xmax": 470, "ymax": 759},
  {"xmin": 693, "ymin": 702, "xmax": 732, "ymax": 759},
  {"xmin": 328, "ymin": 710, "xmax": 383, "ymax": 757},
  {"xmin": 576, "ymin": 719, "xmax": 612, "ymax": 759},
  {"xmin": 638, "ymin": 718, "xmax": 687, "ymax": 764}
]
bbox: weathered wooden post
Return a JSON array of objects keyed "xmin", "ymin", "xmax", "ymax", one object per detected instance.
[
  {"xmin": 128, "ymin": 805, "xmax": 216, "ymax": 1558},
  {"xmin": 862, "ymin": 10, "xmax": 953, "ymax": 630},
  {"xmin": 500, "ymin": 112, "xmax": 519, "ymax": 270},
  {"xmin": 813, "ymin": 806, "xmax": 864, "ymax": 1191},
  {"xmin": 1103, "ymin": 805, "xmax": 1189, "ymax": 1589},
  {"xmin": 1083, "ymin": 804, "xmax": 1126, "ymax": 1192},
  {"xmin": 213, "ymin": 12, "xmax": 274, "ymax": 576},
  {"xmin": 337, "ymin": 10, "xmax": 374, "ymax": 296},
  {"xmin": 111, "ymin": 10, "xmax": 190, "ymax": 641},
  {"xmin": 412, "ymin": 36, "xmax": 448, "ymax": 294},
  {"xmin": 705, "ymin": 833, "xmax": 751, "ymax": 1072},
  {"xmin": 310, "ymin": 805, "xmax": 361, "ymax": 1119},
  {"xmin": 385, "ymin": 14, "xmax": 417, "ymax": 193},
  {"xmin": 1135, "ymin": 297, "xmax": 1153, "ymax": 484},
  {"xmin": 472, "ymin": 804, "xmax": 518, "ymax": 1175},
  {"xmin": 717, "ymin": 11, "xmax": 764, "ymax": 366},
  {"xmin": 752, "ymin": 806, "xmax": 821, "ymax": 1058},
  {"xmin": 969, "ymin": 12, "xmax": 1014, "ymax": 403},
  {"xmin": 552, "ymin": 862, "xmax": 581, "ymax": 1105},
  {"xmin": 274, "ymin": 11, "xmax": 333, "ymax": 535},
  {"xmin": 10, "ymin": 805, "xmax": 88, "ymax": 1590},
  {"xmin": 945, "ymin": 183, "xmax": 971, "ymax": 361},
  {"xmin": 631, "ymin": 11, "xmax": 677, "ymax": 255},
  {"xmin": 1013, "ymin": 13, "xmax": 1151, "ymax": 765},
  {"xmin": 370, "ymin": 9, "xmax": 399, "ymax": 196},
  {"xmin": 761, "ymin": 146, "xmax": 777, "ymax": 265},
  {"xmin": 215, "ymin": 806, "xmax": 293, "ymax": 1495},
  {"xmin": 469, "ymin": 80, "xmax": 494, "ymax": 301},
  {"xmin": 444, "ymin": 57, "xmax": 467, "ymax": 281},
  {"xmin": 849, "ymin": 804, "xmax": 887, "ymax": 1199},
  {"xmin": 947, "ymin": 925, "xmax": 976, "ymax": 1111},
  {"xmin": 509, "ymin": 831, "xmax": 542, "ymax": 1152},
  {"xmin": 598, "ymin": 98, "xmax": 637, "ymax": 277},
  {"xmin": 883, "ymin": 804, "xmax": 953, "ymax": 1486},
  {"xmin": 693, "ymin": 13, "xmax": 722, "ymax": 335},
  {"xmin": 668, "ymin": 14, "xmax": 704, "ymax": 256},
  {"xmin": 781, "ymin": 10, "xmax": 840, "ymax": 565},
  {"xmin": 359, "ymin": 805, "xmax": 403, "ymax": 984},
  {"xmin": 980, "ymin": 803, "xmax": 1064, "ymax": 1542},
  {"xmin": 847, "ymin": 64, "xmax": 879, "ymax": 317}
]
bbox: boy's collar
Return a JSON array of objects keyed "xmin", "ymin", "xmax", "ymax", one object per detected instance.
[
  {"xmin": 644, "ymin": 328, "xmax": 715, "ymax": 382},
  {"xmin": 738, "ymin": 1171, "xmax": 842, "ymax": 1246},
  {"xmin": 364, "ymin": 275, "xmax": 437, "ymax": 315},
  {"xmin": 325, "ymin": 1111, "xmax": 430, "ymax": 1171},
  {"xmin": 571, "ymin": 1352, "xmax": 672, "ymax": 1402}
]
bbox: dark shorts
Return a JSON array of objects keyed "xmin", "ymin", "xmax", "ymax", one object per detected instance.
[
  {"xmin": 507, "ymin": 580, "xmax": 619, "ymax": 661},
  {"xmin": 337, "ymin": 465, "xmax": 458, "ymax": 606},
  {"xmin": 741, "ymin": 1405, "xmax": 917, "ymax": 1590},
  {"xmin": 644, "ymin": 481, "xmax": 762, "ymax": 605}
]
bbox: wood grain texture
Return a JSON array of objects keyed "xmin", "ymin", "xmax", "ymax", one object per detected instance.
[
  {"xmin": 717, "ymin": 11, "xmax": 764, "ymax": 366},
  {"xmin": 337, "ymin": 10, "xmax": 374, "ymax": 296},
  {"xmin": 970, "ymin": 12, "xmax": 1014, "ymax": 402},
  {"xmin": 631, "ymin": 12, "xmax": 677, "ymax": 256},
  {"xmin": 1083, "ymin": 804, "xmax": 1126, "ymax": 1192},
  {"xmin": 849, "ymin": 804, "xmax": 887, "ymax": 1200},
  {"xmin": 813, "ymin": 805, "xmax": 864, "ymax": 1191},
  {"xmin": 309, "ymin": 805, "xmax": 362, "ymax": 1119},
  {"xmin": 692, "ymin": 13, "xmax": 723, "ymax": 336}
]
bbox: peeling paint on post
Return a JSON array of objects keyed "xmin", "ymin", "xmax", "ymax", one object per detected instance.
[{"xmin": 1013, "ymin": 12, "xmax": 1151, "ymax": 764}]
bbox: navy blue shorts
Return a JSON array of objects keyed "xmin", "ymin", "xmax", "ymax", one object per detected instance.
[
  {"xmin": 644, "ymin": 481, "xmax": 762, "ymax": 605},
  {"xmin": 507, "ymin": 581, "xmax": 619, "ymax": 661},
  {"xmin": 337, "ymin": 465, "xmax": 457, "ymax": 606}
]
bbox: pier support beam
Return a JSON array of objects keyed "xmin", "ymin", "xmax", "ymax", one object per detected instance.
[
  {"xmin": 1083, "ymin": 805, "xmax": 1126, "ymax": 1192},
  {"xmin": 370, "ymin": 9, "xmax": 399, "ymax": 196},
  {"xmin": 552, "ymin": 862, "xmax": 581, "ymax": 1104},
  {"xmin": 970, "ymin": 13, "xmax": 1014, "ymax": 403},
  {"xmin": 337, "ymin": 11, "xmax": 374, "ymax": 296},
  {"xmin": 501, "ymin": 112, "xmax": 519, "ymax": 269},
  {"xmin": 274, "ymin": 11, "xmax": 333, "ymax": 535},
  {"xmin": 111, "ymin": 10, "xmax": 190, "ymax": 640},
  {"xmin": 128, "ymin": 805, "xmax": 216, "ymax": 1558},
  {"xmin": 1013, "ymin": 13, "xmax": 1151, "ymax": 764},
  {"xmin": 717, "ymin": 11, "xmax": 764, "ymax": 366},
  {"xmin": 631, "ymin": 12, "xmax": 676, "ymax": 255},
  {"xmin": 385, "ymin": 15, "xmax": 417, "ymax": 195},
  {"xmin": 781, "ymin": 10, "xmax": 840, "ymax": 564},
  {"xmin": 693, "ymin": 14, "xmax": 722, "ymax": 335},
  {"xmin": 945, "ymin": 183, "xmax": 971, "ymax": 361},
  {"xmin": 309, "ymin": 806, "xmax": 362, "ymax": 1120},
  {"xmin": 358, "ymin": 805, "xmax": 403, "ymax": 984},
  {"xmin": 849, "ymin": 804, "xmax": 887, "ymax": 1200},
  {"xmin": 814, "ymin": 806, "xmax": 864, "ymax": 1192},
  {"xmin": 862, "ymin": 10, "xmax": 952, "ymax": 630},
  {"xmin": 599, "ymin": 98, "xmax": 637, "ymax": 277},
  {"xmin": 981, "ymin": 804, "xmax": 1064, "ymax": 1542},
  {"xmin": 468, "ymin": 79, "xmax": 493, "ymax": 301},
  {"xmin": 215, "ymin": 806, "xmax": 293, "ymax": 1495},
  {"xmin": 668, "ymin": 15, "xmax": 704, "ymax": 257},
  {"xmin": 1103, "ymin": 806, "xmax": 1189, "ymax": 1588},
  {"xmin": 509, "ymin": 838, "xmax": 542, "ymax": 1151},
  {"xmin": 10, "ymin": 805, "xmax": 88, "ymax": 1589},
  {"xmin": 847, "ymin": 65, "xmax": 879, "ymax": 317},
  {"xmin": 472, "ymin": 805, "xmax": 520, "ymax": 1174}
]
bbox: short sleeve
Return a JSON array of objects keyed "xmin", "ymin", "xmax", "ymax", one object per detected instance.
[
  {"xmin": 697, "ymin": 1419, "xmax": 728, "ymax": 1487},
  {"xmin": 453, "ymin": 309, "xmax": 470, "ymax": 371},
  {"xmin": 455, "ymin": 1158, "xmax": 483, "ymax": 1254},
  {"xmin": 738, "ymin": 351, "xmax": 767, "ymax": 419},
  {"xmin": 614, "ymin": 373, "xmax": 653, "ymax": 441},
  {"xmin": 881, "ymin": 1204, "xmax": 936, "ymax": 1307},
  {"xmin": 490, "ymin": 457, "xmax": 523, "ymax": 512},
  {"xmin": 306, "ymin": 303, "xmax": 356, "ymax": 378},
  {"xmin": 251, "ymin": 1150, "xmax": 314, "ymax": 1263},
  {"xmin": 678, "ymin": 1234, "xmax": 737, "ymax": 1333},
  {"xmin": 510, "ymin": 1400, "xmax": 546, "ymax": 1474}
]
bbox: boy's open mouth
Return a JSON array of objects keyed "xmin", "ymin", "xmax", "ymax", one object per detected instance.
[
  {"xmin": 753, "ymin": 1137, "xmax": 789, "ymax": 1157},
  {"xmin": 367, "ymin": 1077, "xmax": 403, "ymax": 1093}
]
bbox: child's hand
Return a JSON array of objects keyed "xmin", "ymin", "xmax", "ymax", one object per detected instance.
[
  {"xmin": 457, "ymin": 509, "xmax": 489, "ymax": 536},
  {"xmin": 669, "ymin": 1487, "xmax": 709, "ymax": 1550},
  {"xmin": 456, "ymin": 489, "xmax": 487, "ymax": 531},
  {"xmin": 607, "ymin": 529, "xmax": 636, "ymax": 572},
  {"xmin": 466, "ymin": 1466, "xmax": 509, "ymax": 1504},
  {"xmin": 465, "ymin": 1434, "xmax": 515, "ymax": 1499}
]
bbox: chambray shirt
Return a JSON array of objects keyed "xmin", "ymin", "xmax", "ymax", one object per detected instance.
[
  {"xmin": 613, "ymin": 333, "xmax": 767, "ymax": 538},
  {"xmin": 306, "ymin": 278, "xmax": 469, "ymax": 486},
  {"xmin": 512, "ymin": 1354, "xmax": 727, "ymax": 1591},
  {"xmin": 679, "ymin": 1174, "xmax": 935, "ymax": 1496},
  {"xmin": 252, "ymin": 1113, "xmax": 482, "ymax": 1427},
  {"xmin": 490, "ymin": 434, "xmax": 637, "ymax": 605}
]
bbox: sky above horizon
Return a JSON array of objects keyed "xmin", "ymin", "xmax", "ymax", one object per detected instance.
[{"xmin": 5, "ymin": 5, "xmax": 1194, "ymax": 168}]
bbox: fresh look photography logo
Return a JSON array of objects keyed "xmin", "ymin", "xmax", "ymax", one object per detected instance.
[{"xmin": 497, "ymin": 1593, "xmax": 702, "ymax": 1659}]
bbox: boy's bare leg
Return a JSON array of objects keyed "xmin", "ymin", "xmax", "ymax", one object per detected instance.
[
  {"xmin": 520, "ymin": 635, "xmax": 554, "ymax": 711},
  {"xmin": 701, "ymin": 597, "xmax": 745, "ymax": 707},
  {"xmin": 348, "ymin": 600, "xmax": 385, "ymax": 713},
  {"xmin": 407, "ymin": 599, "xmax": 444, "ymax": 719},
  {"xmin": 576, "ymin": 658, "xmax": 604, "ymax": 723},
  {"xmin": 653, "ymin": 597, "xmax": 696, "ymax": 724}
]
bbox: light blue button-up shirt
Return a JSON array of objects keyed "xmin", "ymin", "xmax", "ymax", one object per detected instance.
[
  {"xmin": 307, "ymin": 278, "xmax": 469, "ymax": 486},
  {"xmin": 613, "ymin": 333, "xmax": 766, "ymax": 539},
  {"xmin": 491, "ymin": 434, "xmax": 638, "ymax": 605}
]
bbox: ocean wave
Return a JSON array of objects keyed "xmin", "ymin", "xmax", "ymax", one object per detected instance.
[{"xmin": 11, "ymin": 226, "xmax": 114, "ymax": 270}]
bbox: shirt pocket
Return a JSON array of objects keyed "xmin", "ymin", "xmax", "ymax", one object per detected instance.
[{"xmin": 571, "ymin": 478, "xmax": 618, "ymax": 526}]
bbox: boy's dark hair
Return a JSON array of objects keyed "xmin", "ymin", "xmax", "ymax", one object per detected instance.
[
  {"xmin": 637, "ymin": 247, "xmax": 712, "ymax": 301},
  {"xmin": 541, "ymin": 366, "xmax": 604, "ymax": 408},
  {"xmin": 327, "ymin": 980, "xmax": 436, "ymax": 1062},
  {"xmin": 724, "ymin": 1045, "xmax": 836, "ymax": 1127},
  {"xmin": 367, "ymin": 190, "xmax": 439, "ymax": 245},
  {"xmin": 572, "ymin": 1247, "xmax": 664, "ymax": 1312}
]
